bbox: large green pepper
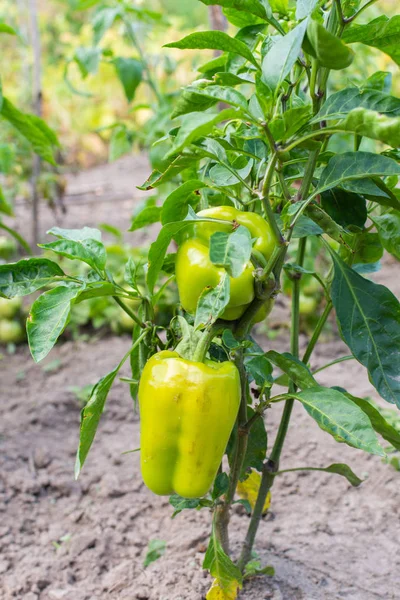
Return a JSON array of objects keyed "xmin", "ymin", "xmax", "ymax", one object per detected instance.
[
  {"xmin": 176, "ymin": 206, "xmax": 275, "ymax": 321},
  {"xmin": 138, "ymin": 351, "xmax": 240, "ymax": 498}
]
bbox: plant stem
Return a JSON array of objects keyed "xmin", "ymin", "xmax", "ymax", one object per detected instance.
[
  {"xmin": 238, "ymin": 238, "xmax": 306, "ymax": 569},
  {"xmin": 214, "ymin": 348, "xmax": 249, "ymax": 553},
  {"xmin": 192, "ymin": 324, "xmax": 221, "ymax": 363},
  {"xmin": 302, "ymin": 300, "xmax": 333, "ymax": 364},
  {"xmin": 113, "ymin": 296, "xmax": 145, "ymax": 329}
]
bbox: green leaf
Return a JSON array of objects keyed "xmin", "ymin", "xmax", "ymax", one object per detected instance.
[
  {"xmin": 74, "ymin": 47, "xmax": 101, "ymax": 78},
  {"xmin": 343, "ymin": 15, "xmax": 400, "ymax": 66},
  {"xmin": 27, "ymin": 285, "xmax": 82, "ymax": 362},
  {"xmin": 212, "ymin": 472, "xmax": 230, "ymax": 500},
  {"xmin": 114, "ymin": 57, "xmax": 143, "ymax": 103},
  {"xmin": 330, "ymin": 252, "xmax": 400, "ymax": 407},
  {"xmin": 304, "ymin": 204, "xmax": 347, "ymax": 244},
  {"xmin": 209, "ymin": 157, "xmax": 253, "ymax": 187},
  {"xmin": 320, "ymin": 188, "xmax": 367, "ymax": 229},
  {"xmin": 244, "ymin": 355, "xmax": 273, "ymax": 387},
  {"xmin": 175, "ymin": 84, "xmax": 249, "ymax": 117},
  {"xmin": 92, "ymin": 7, "xmax": 120, "ymax": 44},
  {"xmin": 304, "ymin": 19, "xmax": 354, "ymax": 70},
  {"xmin": 169, "ymin": 494, "xmax": 202, "ymax": 518},
  {"xmin": 0, "ymin": 23, "xmax": 18, "ymax": 35},
  {"xmin": 168, "ymin": 108, "xmax": 241, "ymax": 157},
  {"xmin": 173, "ymin": 316, "xmax": 203, "ymax": 361},
  {"xmin": 351, "ymin": 232, "xmax": 383, "ymax": 266},
  {"xmin": 147, "ymin": 215, "xmax": 198, "ymax": 292},
  {"xmin": 279, "ymin": 463, "xmax": 363, "ymax": 487},
  {"xmin": 296, "ymin": 0, "xmax": 318, "ymax": 20},
  {"xmin": 209, "ymin": 226, "xmax": 252, "ymax": 278},
  {"xmin": 342, "ymin": 177, "xmax": 400, "ymax": 210},
  {"xmin": 339, "ymin": 108, "xmax": 400, "ymax": 148},
  {"xmin": 0, "ymin": 258, "xmax": 65, "ymax": 298},
  {"xmin": 363, "ymin": 71, "xmax": 392, "ymax": 93},
  {"xmin": 109, "ymin": 126, "xmax": 131, "ymax": 162},
  {"xmin": 0, "ymin": 98, "xmax": 56, "ymax": 164},
  {"xmin": 161, "ymin": 180, "xmax": 207, "ymax": 225},
  {"xmin": 0, "ymin": 185, "xmax": 13, "ymax": 216},
  {"xmin": 137, "ymin": 154, "xmax": 200, "ymax": 190},
  {"xmin": 74, "ymin": 281, "xmax": 117, "ymax": 302},
  {"xmin": 75, "ymin": 358, "xmax": 125, "ymax": 478},
  {"xmin": 0, "ymin": 222, "xmax": 31, "ymax": 254},
  {"xmin": 164, "ymin": 31, "xmax": 260, "ymax": 69},
  {"xmin": 373, "ymin": 210, "xmax": 400, "ymax": 260},
  {"xmin": 266, "ymin": 350, "xmax": 317, "ymax": 389},
  {"xmin": 315, "ymin": 87, "xmax": 400, "ymax": 123},
  {"xmin": 39, "ymin": 227, "xmax": 106, "ymax": 272},
  {"xmin": 241, "ymin": 407, "xmax": 268, "ymax": 474},
  {"xmin": 262, "ymin": 19, "xmax": 308, "ymax": 91},
  {"xmin": 195, "ymin": 273, "xmax": 230, "ymax": 330},
  {"xmin": 317, "ymin": 152, "xmax": 400, "ymax": 197},
  {"xmin": 199, "ymin": 0, "xmax": 271, "ymax": 22},
  {"xmin": 347, "ymin": 396, "xmax": 400, "ymax": 452},
  {"xmin": 294, "ymin": 387, "xmax": 385, "ymax": 456},
  {"xmin": 129, "ymin": 205, "xmax": 161, "ymax": 232},
  {"xmin": 203, "ymin": 526, "xmax": 243, "ymax": 591},
  {"xmin": 143, "ymin": 540, "xmax": 166, "ymax": 568}
]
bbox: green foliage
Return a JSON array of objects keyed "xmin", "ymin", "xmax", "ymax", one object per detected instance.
[
  {"xmin": 330, "ymin": 252, "xmax": 400, "ymax": 407},
  {"xmin": 143, "ymin": 540, "xmax": 166, "ymax": 568},
  {"xmin": 343, "ymin": 15, "xmax": 400, "ymax": 66}
]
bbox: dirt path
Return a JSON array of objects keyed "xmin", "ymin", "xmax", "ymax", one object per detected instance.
[{"xmin": 1, "ymin": 157, "xmax": 400, "ymax": 600}]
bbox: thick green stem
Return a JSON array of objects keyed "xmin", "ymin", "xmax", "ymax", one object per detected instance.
[
  {"xmin": 238, "ymin": 238, "xmax": 306, "ymax": 569},
  {"xmin": 214, "ymin": 347, "xmax": 249, "ymax": 553},
  {"xmin": 192, "ymin": 324, "xmax": 222, "ymax": 363},
  {"xmin": 113, "ymin": 296, "xmax": 145, "ymax": 329}
]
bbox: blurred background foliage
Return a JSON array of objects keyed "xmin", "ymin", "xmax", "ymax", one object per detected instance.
[{"xmin": 1, "ymin": 0, "xmax": 397, "ymax": 170}]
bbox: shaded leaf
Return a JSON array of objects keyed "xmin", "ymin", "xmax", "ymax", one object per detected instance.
[
  {"xmin": 321, "ymin": 188, "xmax": 367, "ymax": 229},
  {"xmin": 330, "ymin": 252, "xmax": 400, "ymax": 407}
]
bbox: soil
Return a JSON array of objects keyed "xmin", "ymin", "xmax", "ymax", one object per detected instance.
[{"xmin": 1, "ymin": 157, "xmax": 400, "ymax": 600}]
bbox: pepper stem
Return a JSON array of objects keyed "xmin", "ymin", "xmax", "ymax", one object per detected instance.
[{"xmin": 192, "ymin": 324, "xmax": 221, "ymax": 363}]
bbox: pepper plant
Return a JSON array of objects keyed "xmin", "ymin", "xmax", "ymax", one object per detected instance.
[{"xmin": 2, "ymin": 0, "xmax": 400, "ymax": 598}]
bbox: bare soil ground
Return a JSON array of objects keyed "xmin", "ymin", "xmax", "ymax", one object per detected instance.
[{"xmin": 1, "ymin": 157, "xmax": 399, "ymax": 600}]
